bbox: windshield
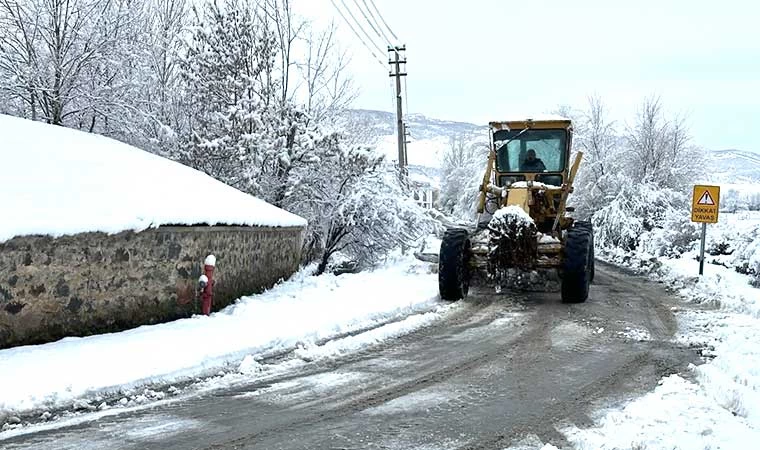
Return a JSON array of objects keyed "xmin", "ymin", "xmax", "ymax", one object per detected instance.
[{"xmin": 493, "ymin": 129, "xmax": 567, "ymax": 172}]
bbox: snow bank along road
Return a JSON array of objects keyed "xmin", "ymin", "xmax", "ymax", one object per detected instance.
[{"xmin": 2, "ymin": 263, "xmax": 699, "ymax": 449}]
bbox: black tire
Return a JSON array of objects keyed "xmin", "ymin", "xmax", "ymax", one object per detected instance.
[
  {"xmin": 574, "ymin": 221, "xmax": 595, "ymax": 283},
  {"xmin": 561, "ymin": 227, "xmax": 592, "ymax": 303},
  {"xmin": 439, "ymin": 228, "xmax": 471, "ymax": 301}
]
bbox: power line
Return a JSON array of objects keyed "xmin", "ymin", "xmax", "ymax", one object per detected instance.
[
  {"xmin": 353, "ymin": 0, "xmax": 391, "ymax": 48},
  {"xmin": 360, "ymin": 0, "xmax": 395, "ymax": 48},
  {"xmin": 329, "ymin": 0, "xmax": 386, "ymax": 68},
  {"xmin": 337, "ymin": 0, "xmax": 386, "ymax": 57},
  {"xmin": 365, "ymin": 0, "xmax": 400, "ymax": 43}
]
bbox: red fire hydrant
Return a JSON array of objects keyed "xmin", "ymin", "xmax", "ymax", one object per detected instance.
[{"xmin": 198, "ymin": 254, "xmax": 216, "ymax": 315}]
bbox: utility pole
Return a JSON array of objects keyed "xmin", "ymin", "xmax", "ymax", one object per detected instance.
[
  {"xmin": 388, "ymin": 45, "xmax": 407, "ymax": 171},
  {"xmin": 403, "ymin": 121, "xmax": 411, "ymax": 168}
]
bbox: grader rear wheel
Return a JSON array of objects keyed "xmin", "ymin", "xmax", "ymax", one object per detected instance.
[
  {"xmin": 561, "ymin": 226, "xmax": 592, "ymax": 303},
  {"xmin": 439, "ymin": 229, "xmax": 472, "ymax": 301}
]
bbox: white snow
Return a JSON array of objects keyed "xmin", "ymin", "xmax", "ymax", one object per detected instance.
[
  {"xmin": 564, "ymin": 371, "xmax": 760, "ymax": 449},
  {"xmin": 0, "ymin": 255, "xmax": 442, "ymax": 417},
  {"xmin": 510, "ymin": 181, "xmax": 562, "ymax": 189},
  {"xmin": 0, "ymin": 114, "xmax": 306, "ymax": 243},
  {"xmin": 292, "ymin": 310, "xmax": 443, "ymax": 362},
  {"xmin": 565, "ymin": 216, "xmax": 760, "ymax": 449},
  {"xmin": 537, "ymin": 233, "xmax": 560, "ymax": 244},
  {"xmin": 616, "ymin": 327, "xmax": 651, "ymax": 342},
  {"xmin": 363, "ymin": 386, "xmax": 452, "ymax": 415},
  {"xmin": 409, "ymin": 171, "xmax": 440, "ymax": 188},
  {"xmin": 565, "ymin": 308, "xmax": 760, "ymax": 449},
  {"xmin": 663, "ymin": 256, "xmax": 760, "ymax": 317},
  {"xmin": 376, "ymin": 134, "xmax": 450, "ymax": 169},
  {"xmin": 491, "ymin": 205, "xmax": 534, "ymax": 227}
]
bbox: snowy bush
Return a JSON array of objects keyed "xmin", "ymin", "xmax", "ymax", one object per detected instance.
[
  {"xmin": 285, "ymin": 139, "xmax": 434, "ymax": 274},
  {"xmin": 592, "ymin": 180, "xmax": 689, "ymax": 254},
  {"xmin": 732, "ymin": 229, "xmax": 760, "ymax": 287},
  {"xmin": 705, "ymin": 225, "xmax": 743, "ymax": 257},
  {"xmin": 640, "ymin": 209, "xmax": 701, "ymax": 259}
]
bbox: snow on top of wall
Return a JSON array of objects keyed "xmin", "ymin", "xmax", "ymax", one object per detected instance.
[{"xmin": 0, "ymin": 115, "xmax": 306, "ymax": 243}]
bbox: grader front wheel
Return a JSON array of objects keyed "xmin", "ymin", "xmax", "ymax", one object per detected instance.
[
  {"xmin": 439, "ymin": 229, "xmax": 472, "ymax": 301},
  {"xmin": 561, "ymin": 226, "xmax": 593, "ymax": 303},
  {"xmin": 573, "ymin": 221, "xmax": 595, "ymax": 283}
]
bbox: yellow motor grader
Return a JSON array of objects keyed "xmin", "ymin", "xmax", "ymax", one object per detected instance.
[{"xmin": 438, "ymin": 117, "xmax": 594, "ymax": 303}]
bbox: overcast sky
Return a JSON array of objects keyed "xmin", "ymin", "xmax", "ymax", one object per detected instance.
[{"xmin": 296, "ymin": 0, "xmax": 760, "ymax": 151}]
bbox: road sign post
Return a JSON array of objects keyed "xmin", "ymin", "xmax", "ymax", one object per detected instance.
[
  {"xmin": 691, "ymin": 185, "xmax": 720, "ymax": 276},
  {"xmin": 698, "ymin": 222, "xmax": 707, "ymax": 275}
]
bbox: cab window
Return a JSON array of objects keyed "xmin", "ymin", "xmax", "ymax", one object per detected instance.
[{"xmin": 493, "ymin": 129, "xmax": 567, "ymax": 173}]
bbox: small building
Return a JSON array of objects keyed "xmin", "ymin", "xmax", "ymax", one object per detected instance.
[
  {"xmin": 409, "ymin": 169, "xmax": 441, "ymax": 210},
  {"xmin": 0, "ymin": 115, "xmax": 307, "ymax": 349}
]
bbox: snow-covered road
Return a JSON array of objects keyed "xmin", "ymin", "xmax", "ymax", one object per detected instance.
[
  {"xmin": 5, "ymin": 245, "xmax": 760, "ymax": 450},
  {"xmin": 1, "ymin": 263, "xmax": 698, "ymax": 449},
  {"xmin": 562, "ymin": 253, "xmax": 760, "ymax": 449},
  {"xmin": 0, "ymin": 255, "xmax": 447, "ymax": 424}
]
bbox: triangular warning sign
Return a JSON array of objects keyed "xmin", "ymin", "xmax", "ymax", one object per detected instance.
[{"xmin": 697, "ymin": 190, "xmax": 715, "ymax": 205}]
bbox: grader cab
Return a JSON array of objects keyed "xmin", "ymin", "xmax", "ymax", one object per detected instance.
[{"xmin": 438, "ymin": 117, "xmax": 594, "ymax": 303}]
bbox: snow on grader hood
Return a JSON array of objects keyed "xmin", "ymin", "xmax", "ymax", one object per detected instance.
[{"xmin": 438, "ymin": 117, "xmax": 595, "ymax": 303}]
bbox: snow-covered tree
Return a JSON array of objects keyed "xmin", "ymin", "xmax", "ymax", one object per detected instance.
[
  {"xmin": 569, "ymin": 96, "xmax": 623, "ymax": 219},
  {"xmin": 553, "ymin": 95, "xmax": 708, "ymax": 258},
  {"xmin": 260, "ymin": 0, "xmax": 304, "ymax": 106},
  {"xmin": 298, "ymin": 22, "xmax": 356, "ymax": 122},
  {"xmin": 285, "ymin": 137, "xmax": 433, "ymax": 274},
  {"xmin": 0, "ymin": 0, "xmax": 138, "ymax": 127},
  {"xmin": 178, "ymin": 0, "xmax": 279, "ymax": 191},
  {"xmin": 257, "ymin": 104, "xmax": 330, "ymax": 207},
  {"xmin": 625, "ymin": 96, "xmax": 704, "ymax": 190},
  {"xmin": 749, "ymin": 193, "xmax": 760, "ymax": 212},
  {"xmin": 440, "ymin": 134, "xmax": 488, "ymax": 219},
  {"xmin": 133, "ymin": 0, "xmax": 189, "ymax": 156}
]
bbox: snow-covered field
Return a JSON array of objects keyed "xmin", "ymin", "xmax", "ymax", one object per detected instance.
[
  {"xmin": 0, "ymin": 255, "xmax": 446, "ymax": 429},
  {"xmin": 1, "ymin": 114, "xmax": 305, "ymax": 244},
  {"xmin": 376, "ymin": 134, "xmax": 450, "ymax": 168},
  {"xmin": 561, "ymin": 211, "xmax": 760, "ymax": 449}
]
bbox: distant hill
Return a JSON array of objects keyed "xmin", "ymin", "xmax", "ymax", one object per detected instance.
[
  {"xmin": 340, "ymin": 109, "xmax": 487, "ymax": 170},
  {"xmin": 709, "ymin": 149, "xmax": 760, "ymax": 183},
  {"xmin": 341, "ymin": 109, "xmax": 760, "ymax": 186}
]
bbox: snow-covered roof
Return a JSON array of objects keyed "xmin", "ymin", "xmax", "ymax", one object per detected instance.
[
  {"xmin": 1, "ymin": 115, "xmax": 306, "ymax": 243},
  {"xmin": 409, "ymin": 171, "xmax": 440, "ymax": 188}
]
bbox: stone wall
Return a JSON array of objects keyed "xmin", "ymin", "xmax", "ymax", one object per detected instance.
[{"xmin": 0, "ymin": 226, "xmax": 304, "ymax": 349}]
